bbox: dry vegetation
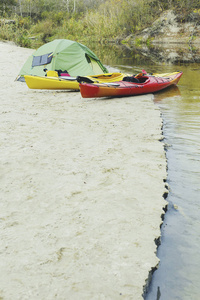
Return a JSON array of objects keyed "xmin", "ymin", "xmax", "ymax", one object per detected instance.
[{"xmin": 0, "ymin": 0, "xmax": 199, "ymax": 48}]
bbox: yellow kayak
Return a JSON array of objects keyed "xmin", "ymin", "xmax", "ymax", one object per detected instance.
[
  {"xmin": 24, "ymin": 75, "xmax": 79, "ymax": 90},
  {"xmin": 24, "ymin": 72, "xmax": 129, "ymax": 90}
]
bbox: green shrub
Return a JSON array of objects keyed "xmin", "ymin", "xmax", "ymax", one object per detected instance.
[{"xmin": 16, "ymin": 34, "xmax": 31, "ymax": 47}]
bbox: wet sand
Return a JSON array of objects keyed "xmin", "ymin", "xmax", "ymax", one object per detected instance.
[{"xmin": 0, "ymin": 41, "xmax": 167, "ymax": 300}]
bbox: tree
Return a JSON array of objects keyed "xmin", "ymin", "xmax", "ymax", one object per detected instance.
[{"xmin": 0, "ymin": 0, "xmax": 17, "ymax": 16}]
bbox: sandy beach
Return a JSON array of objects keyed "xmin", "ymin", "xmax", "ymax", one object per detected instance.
[{"xmin": 0, "ymin": 41, "xmax": 167, "ymax": 300}]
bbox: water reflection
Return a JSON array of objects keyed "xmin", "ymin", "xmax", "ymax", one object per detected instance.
[
  {"xmin": 89, "ymin": 43, "xmax": 200, "ymax": 70},
  {"xmin": 154, "ymin": 86, "xmax": 181, "ymax": 102}
]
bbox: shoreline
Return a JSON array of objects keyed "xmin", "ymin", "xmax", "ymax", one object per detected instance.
[{"xmin": 0, "ymin": 41, "xmax": 167, "ymax": 300}]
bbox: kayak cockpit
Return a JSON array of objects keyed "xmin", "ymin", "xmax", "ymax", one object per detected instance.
[{"xmin": 122, "ymin": 76, "xmax": 149, "ymax": 83}]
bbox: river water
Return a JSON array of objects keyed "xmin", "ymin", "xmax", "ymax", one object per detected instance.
[
  {"xmin": 93, "ymin": 45, "xmax": 200, "ymax": 300},
  {"xmin": 146, "ymin": 65, "xmax": 200, "ymax": 300}
]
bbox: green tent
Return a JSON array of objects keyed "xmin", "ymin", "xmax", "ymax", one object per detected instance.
[{"xmin": 17, "ymin": 39, "xmax": 108, "ymax": 81}]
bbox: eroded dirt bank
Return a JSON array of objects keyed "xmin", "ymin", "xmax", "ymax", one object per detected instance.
[{"xmin": 124, "ymin": 10, "xmax": 200, "ymax": 64}]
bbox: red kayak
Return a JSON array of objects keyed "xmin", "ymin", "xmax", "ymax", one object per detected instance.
[{"xmin": 79, "ymin": 71, "xmax": 183, "ymax": 98}]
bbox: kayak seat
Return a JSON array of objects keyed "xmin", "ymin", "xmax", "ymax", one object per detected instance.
[
  {"xmin": 123, "ymin": 76, "xmax": 140, "ymax": 83},
  {"xmin": 46, "ymin": 70, "xmax": 58, "ymax": 77},
  {"xmin": 137, "ymin": 76, "xmax": 148, "ymax": 83}
]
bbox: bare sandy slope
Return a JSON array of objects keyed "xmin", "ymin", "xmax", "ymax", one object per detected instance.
[{"xmin": 0, "ymin": 41, "xmax": 167, "ymax": 300}]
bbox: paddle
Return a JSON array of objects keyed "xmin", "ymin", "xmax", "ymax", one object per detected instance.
[
  {"xmin": 76, "ymin": 76, "xmax": 95, "ymax": 83},
  {"xmin": 76, "ymin": 76, "xmax": 120, "ymax": 87},
  {"xmin": 60, "ymin": 76, "xmax": 77, "ymax": 81}
]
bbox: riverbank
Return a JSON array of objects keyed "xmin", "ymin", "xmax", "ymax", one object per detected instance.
[
  {"xmin": 0, "ymin": 41, "xmax": 167, "ymax": 300},
  {"xmin": 123, "ymin": 10, "xmax": 200, "ymax": 64}
]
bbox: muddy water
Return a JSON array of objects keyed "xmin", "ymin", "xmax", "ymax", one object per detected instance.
[
  {"xmin": 145, "ymin": 65, "xmax": 200, "ymax": 300},
  {"xmin": 98, "ymin": 44, "xmax": 200, "ymax": 299},
  {"xmin": 114, "ymin": 60, "xmax": 200, "ymax": 299}
]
